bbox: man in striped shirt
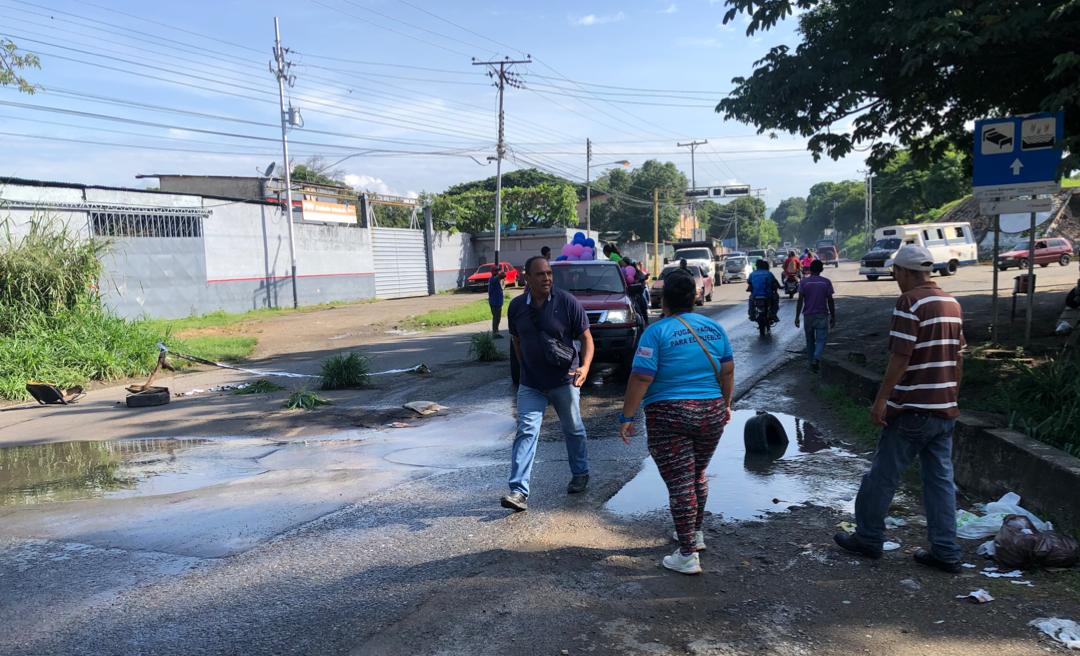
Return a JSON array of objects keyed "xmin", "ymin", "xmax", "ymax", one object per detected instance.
[{"xmin": 835, "ymin": 245, "xmax": 965, "ymax": 573}]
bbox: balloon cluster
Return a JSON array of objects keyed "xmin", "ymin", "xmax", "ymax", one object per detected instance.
[{"xmin": 554, "ymin": 232, "xmax": 596, "ymax": 261}]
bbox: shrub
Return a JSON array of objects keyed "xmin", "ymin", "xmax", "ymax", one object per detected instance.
[
  {"xmin": 319, "ymin": 352, "xmax": 371, "ymax": 390},
  {"xmin": 284, "ymin": 389, "xmax": 331, "ymax": 410},
  {"xmin": 468, "ymin": 332, "xmax": 507, "ymax": 362}
]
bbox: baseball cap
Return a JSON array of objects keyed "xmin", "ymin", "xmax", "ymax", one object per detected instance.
[{"xmin": 888, "ymin": 244, "xmax": 934, "ymax": 272}]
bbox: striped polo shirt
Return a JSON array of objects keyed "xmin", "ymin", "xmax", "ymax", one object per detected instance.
[{"xmin": 886, "ymin": 281, "xmax": 965, "ymax": 419}]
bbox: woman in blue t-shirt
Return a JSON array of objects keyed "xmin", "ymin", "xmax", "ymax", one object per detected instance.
[{"xmin": 618, "ymin": 270, "xmax": 735, "ymax": 575}]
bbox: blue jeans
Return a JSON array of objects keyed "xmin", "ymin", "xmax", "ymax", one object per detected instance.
[
  {"xmin": 509, "ymin": 384, "xmax": 589, "ymax": 496},
  {"xmin": 854, "ymin": 412, "xmax": 961, "ymax": 562},
  {"xmin": 803, "ymin": 313, "xmax": 829, "ymax": 362}
]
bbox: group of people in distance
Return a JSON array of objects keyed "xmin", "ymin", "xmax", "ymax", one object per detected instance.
[{"xmin": 495, "ymin": 241, "xmax": 967, "ymax": 576}]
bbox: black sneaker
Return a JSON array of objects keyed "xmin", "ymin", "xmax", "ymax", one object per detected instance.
[
  {"xmin": 566, "ymin": 474, "xmax": 589, "ymax": 494},
  {"xmin": 913, "ymin": 548, "xmax": 962, "ymax": 573},
  {"xmin": 833, "ymin": 532, "xmax": 883, "ymax": 559},
  {"xmin": 500, "ymin": 492, "xmax": 527, "ymax": 512},
  {"xmin": 810, "ymin": 360, "xmax": 821, "ymax": 373}
]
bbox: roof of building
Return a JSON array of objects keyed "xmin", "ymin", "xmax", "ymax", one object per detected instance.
[{"xmin": 0, "ymin": 176, "xmax": 276, "ymax": 206}]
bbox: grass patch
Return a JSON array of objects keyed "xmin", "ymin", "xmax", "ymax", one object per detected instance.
[
  {"xmin": 405, "ymin": 298, "xmax": 511, "ymax": 330},
  {"xmin": 815, "ymin": 384, "xmax": 881, "ymax": 447},
  {"xmin": 468, "ymin": 332, "xmax": 507, "ymax": 362},
  {"xmin": 176, "ymin": 335, "xmax": 257, "ymax": 362},
  {"xmin": 147, "ymin": 299, "xmax": 377, "ymax": 334},
  {"xmin": 233, "ymin": 379, "xmax": 285, "ymax": 395},
  {"xmin": 284, "ymin": 389, "xmax": 331, "ymax": 410},
  {"xmin": 319, "ymin": 352, "xmax": 371, "ymax": 390}
]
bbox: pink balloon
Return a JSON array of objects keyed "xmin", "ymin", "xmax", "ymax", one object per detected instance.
[{"xmin": 562, "ymin": 243, "xmax": 575, "ymax": 256}]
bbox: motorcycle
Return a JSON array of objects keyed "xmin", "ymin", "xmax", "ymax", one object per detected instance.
[
  {"xmin": 783, "ymin": 273, "xmax": 799, "ymax": 299},
  {"xmin": 751, "ymin": 297, "xmax": 771, "ymax": 337}
]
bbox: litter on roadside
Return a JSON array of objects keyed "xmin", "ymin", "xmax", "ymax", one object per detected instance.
[
  {"xmin": 994, "ymin": 514, "xmax": 1080, "ymax": 569},
  {"xmin": 1029, "ymin": 618, "xmax": 1080, "ymax": 650},
  {"xmin": 962, "ymin": 563, "xmax": 977, "ymax": 569},
  {"xmin": 883, "ymin": 541, "xmax": 901, "ymax": 551},
  {"xmin": 372, "ymin": 364, "xmax": 431, "ymax": 376},
  {"xmin": 386, "ymin": 422, "xmax": 413, "ymax": 429},
  {"xmin": 956, "ymin": 492, "xmax": 1053, "ymax": 540},
  {"xmin": 885, "ymin": 517, "xmax": 908, "ymax": 529},
  {"xmin": 981, "ymin": 569, "xmax": 1023, "ymax": 579},
  {"xmin": 1011, "ymin": 580, "xmax": 1035, "ymax": 587},
  {"xmin": 25, "ymin": 383, "xmax": 85, "ymax": 405},
  {"xmin": 977, "ymin": 540, "xmax": 996, "ymax": 557},
  {"xmin": 403, "ymin": 401, "xmax": 448, "ymax": 416},
  {"xmin": 837, "ymin": 521, "xmax": 856, "ymax": 534},
  {"xmin": 955, "ymin": 589, "xmax": 994, "ymax": 604},
  {"xmin": 176, "ymin": 383, "xmax": 252, "ymax": 397}
]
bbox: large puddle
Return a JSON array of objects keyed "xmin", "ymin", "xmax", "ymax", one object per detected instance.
[{"xmin": 605, "ymin": 409, "xmax": 862, "ymax": 521}]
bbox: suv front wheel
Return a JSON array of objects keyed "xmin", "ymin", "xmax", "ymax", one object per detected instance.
[{"xmin": 1061, "ymin": 254, "xmax": 1072, "ymax": 266}]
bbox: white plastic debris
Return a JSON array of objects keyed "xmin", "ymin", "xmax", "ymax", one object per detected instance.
[
  {"xmin": 1011, "ymin": 580, "xmax": 1035, "ymax": 587},
  {"xmin": 1056, "ymin": 320, "xmax": 1073, "ymax": 336},
  {"xmin": 1029, "ymin": 618, "xmax": 1080, "ymax": 650},
  {"xmin": 976, "ymin": 540, "xmax": 997, "ymax": 557},
  {"xmin": 956, "ymin": 589, "xmax": 994, "ymax": 604},
  {"xmin": 962, "ymin": 563, "xmax": 977, "ymax": 569},
  {"xmin": 885, "ymin": 517, "xmax": 908, "ymax": 529},
  {"xmin": 955, "ymin": 492, "xmax": 1053, "ymax": 540},
  {"xmin": 883, "ymin": 541, "xmax": 901, "ymax": 551},
  {"xmin": 981, "ymin": 569, "xmax": 1023, "ymax": 579}
]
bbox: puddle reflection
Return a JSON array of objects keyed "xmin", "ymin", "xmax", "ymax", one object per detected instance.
[{"xmin": 604, "ymin": 409, "xmax": 861, "ymax": 521}]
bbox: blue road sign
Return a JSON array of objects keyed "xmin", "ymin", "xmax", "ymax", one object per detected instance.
[{"xmin": 972, "ymin": 112, "xmax": 1063, "ymax": 189}]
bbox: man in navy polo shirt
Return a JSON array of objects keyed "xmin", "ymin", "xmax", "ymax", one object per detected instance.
[{"xmin": 501, "ymin": 256, "xmax": 595, "ymax": 512}]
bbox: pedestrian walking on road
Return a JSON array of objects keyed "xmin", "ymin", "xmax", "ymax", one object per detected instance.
[
  {"xmin": 488, "ymin": 267, "xmax": 506, "ymax": 338},
  {"xmin": 835, "ymin": 245, "xmax": 966, "ymax": 574},
  {"xmin": 794, "ymin": 259, "xmax": 836, "ymax": 372},
  {"xmin": 541, "ymin": 245, "xmax": 551, "ymax": 261},
  {"xmin": 619, "ymin": 271, "xmax": 735, "ymax": 575},
  {"xmin": 501, "ymin": 256, "xmax": 595, "ymax": 513}
]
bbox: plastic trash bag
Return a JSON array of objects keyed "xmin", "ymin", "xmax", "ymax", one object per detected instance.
[
  {"xmin": 1030, "ymin": 618, "xmax": 1080, "ymax": 650},
  {"xmin": 956, "ymin": 492, "xmax": 1053, "ymax": 540},
  {"xmin": 994, "ymin": 514, "xmax": 1079, "ymax": 569}
]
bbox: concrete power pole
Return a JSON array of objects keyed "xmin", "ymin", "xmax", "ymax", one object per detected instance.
[
  {"xmin": 677, "ymin": 139, "xmax": 707, "ymax": 226},
  {"xmin": 653, "ymin": 188, "xmax": 660, "ymax": 275},
  {"xmin": 586, "ymin": 138, "xmax": 592, "ymax": 232},
  {"xmin": 271, "ymin": 17, "xmax": 299, "ymax": 309},
  {"xmin": 473, "ymin": 56, "xmax": 531, "ymax": 267}
]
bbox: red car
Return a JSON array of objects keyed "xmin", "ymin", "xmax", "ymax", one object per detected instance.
[
  {"xmin": 466, "ymin": 261, "xmax": 521, "ymax": 291},
  {"xmin": 510, "ymin": 260, "xmax": 642, "ymax": 384},
  {"xmin": 997, "ymin": 237, "xmax": 1074, "ymax": 270},
  {"xmin": 649, "ymin": 263, "xmax": 714, "ymax": 308}
]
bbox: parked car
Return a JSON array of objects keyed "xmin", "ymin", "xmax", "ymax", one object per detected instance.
[
  {"xmin": 510, "ymin": 260, "xmax": 642, "ymax": 384},
  {"xmin": 465, "ymin": 261, "xmax": 520, "ymax": 291},
  {"xmin": 997, "ymin": 237, "xmax": 1074, "ymax": 270},
  {"xmin": 649, "ymin": 264, "xmax": 713, "ymax": 308},
  {"xmin": 723, "ymin": 255, "xmax": 753, "ymax": 283}
]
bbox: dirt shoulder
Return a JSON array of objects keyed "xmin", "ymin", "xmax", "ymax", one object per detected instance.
[{"xmin": 354, "ymin": 361, "xmax": 1080, "ymax": 656}]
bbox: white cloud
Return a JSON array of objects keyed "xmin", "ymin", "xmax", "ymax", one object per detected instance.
[
  {"xmin": 343, "ymin": 173, "xmax": 416, "ymax": 199},
  {"xmin": 571, "ymin": 11, "xmax": 626, "ymax": 26},
  {"xmin": 659, "ymin": 3, "xmax": 678, "ymax": 14},
  {"xmin": 675, "ymin": 36, "xmax": 724, "ymax": 48}
]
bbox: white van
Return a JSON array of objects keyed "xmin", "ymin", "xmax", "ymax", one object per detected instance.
[{"xmin": 859, "ymin": 222, "xmax": 977, "ymax": 280}]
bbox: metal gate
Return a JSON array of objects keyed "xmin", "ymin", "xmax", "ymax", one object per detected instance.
[{"xmin": 372, "ymin": 227, "xmax": 428, "ymax": 299}]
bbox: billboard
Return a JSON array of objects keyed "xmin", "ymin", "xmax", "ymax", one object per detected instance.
[{"xmin": 300, "ymin": 200, "xmax": 355, "ymax": 225}]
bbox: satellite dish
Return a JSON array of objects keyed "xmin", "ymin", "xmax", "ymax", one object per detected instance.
[
  {"xmin": 262, "ymin": 162, "xmax": 276, "ymax": 178},
  {"xmin": 999, "ymin": 211, "xmax": 1052, "ymax": 233}
]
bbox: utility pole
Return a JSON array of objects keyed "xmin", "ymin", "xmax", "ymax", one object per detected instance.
[
  {"xmin": 677, "ymin": 139, "xmax": 707, "ymax": 225},
  {"xmin": 733, "ymin": 204, "xmax": 739, "ymax": 252},
  {"xmin": 473, "ymin": 56, "xmax": 531, "ymax": 267},
  {"xmin": 586, "ymin": 138, "xmax": 592, "ymax": 232},
  {"xmin": 653, "ymin": 188, "xmax": 660, "ymax": 275},
  {"xmin": 271, "ymin": 17, "xmax": 299, "ymax": 309}
]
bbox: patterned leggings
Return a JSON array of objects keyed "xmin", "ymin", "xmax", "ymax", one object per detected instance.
[{"xmin": 645, "ymin": 398, "xmax": 728, "ymax": 555}]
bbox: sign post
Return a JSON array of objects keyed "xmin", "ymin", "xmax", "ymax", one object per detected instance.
[{"xmin": 972, "ymin": 111, "xmax": 1064, "ymax": 345}]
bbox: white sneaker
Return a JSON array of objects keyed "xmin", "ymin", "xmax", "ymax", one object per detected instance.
[
  {"xmin": 662, "ymin": 548, "xmax": 702, "ymax": 575},
  {"xmin": 671, "ymin": 530, "xmax": 707, "ymax": 551}
]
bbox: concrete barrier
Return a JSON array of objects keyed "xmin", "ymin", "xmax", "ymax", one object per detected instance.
[{"xmin": 820, "ymin": 355, "xmax": 1080, "ymax": 534}]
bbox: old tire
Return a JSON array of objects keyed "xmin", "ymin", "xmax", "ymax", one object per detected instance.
[
  {"xmin": 744, "ymin": 411, "xmax": 789, "ymax": 455},
  {"xmin": 126, "ymin": 387, "xmax": 170, "ymax": 408}
]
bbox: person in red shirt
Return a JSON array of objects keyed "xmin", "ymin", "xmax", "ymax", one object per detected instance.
[{"xmin": 782, "ymin": 250, "xmax": 801, "ymax": 280}]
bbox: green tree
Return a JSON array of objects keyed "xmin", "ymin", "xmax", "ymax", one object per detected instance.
[
  {"xmin": 770, "ymin": 196, "xmax": 807, "ymax": 243},
  {"xmin": 0, "ymin": 39, "xmax": 40, "ymax": 94},
  {"xmin": 716, "ymin": 1, "xmax": 1080, "ymax": 174},
  {"xmin": 430, "ymin": 183, "xmax": 578, "ymax": 234},
  {"xmin": 873, "ymin": 147, "xmax": 969, "ymax": 226},
  {"xmin": 445, "ymin": 168, "xmax": 581, "ymax": 198},
  {"xmin": 803, "ymin": 181, "xmax": 865, "ymax": 244},
  {"xmin": 591, "ymin": 160, "xmax": 688, "ymax": 241},
  {"xmin": 290, "ymin": 163, "xmax": 346, "ymax": 188}
]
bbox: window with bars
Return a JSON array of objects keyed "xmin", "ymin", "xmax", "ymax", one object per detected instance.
[{"xmin": 90, "ymin": 211, "xmax": 204, "ymax": 238}]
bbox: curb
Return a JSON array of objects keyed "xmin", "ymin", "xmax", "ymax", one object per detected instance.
[{"xmin": 819, "ymin": 355, "xmax": 1080, "ymax": 533}]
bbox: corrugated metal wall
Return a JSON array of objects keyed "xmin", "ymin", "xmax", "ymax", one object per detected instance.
[{"xmin": 372, "ymin": 227, "xmax": 428, "ymax": 299}]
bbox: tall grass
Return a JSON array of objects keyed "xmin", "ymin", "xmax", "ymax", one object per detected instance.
[
  {"xmin": 319, "ymin": 352, "xmax": 371, "ymax": 389},
  {"xmin": 468, "ymin": 332, "xmax": 506, "ymax": 362}
]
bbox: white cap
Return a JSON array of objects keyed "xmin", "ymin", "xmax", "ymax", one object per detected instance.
[{"xmin": 888, "ymin": 244, "xmax": 934, "ymax": 272}]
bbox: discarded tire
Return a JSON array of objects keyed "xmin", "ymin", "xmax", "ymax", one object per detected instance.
[
  {"xmin": 744, "ymin": 411, "xmax": 788, "ymax": 455},
  {"xmin": 126, "ymin": 386, "xmax": 171, "ymax": 408}
]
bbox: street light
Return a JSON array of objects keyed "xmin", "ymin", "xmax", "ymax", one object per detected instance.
[{"xmin": 585, "ymin": 139, "xmax": 630, "ymax": 232}]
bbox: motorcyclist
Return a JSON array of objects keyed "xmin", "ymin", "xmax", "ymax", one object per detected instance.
[
  {"xmin": 746, "ymin": 258, "xmax": 780, "ymax": 324},
  {"xmin": 800, "ymin": 248, "xmax": 815, "ymax": 272},
  {"xmin": 783, "ymin": 250, "xmax": 801, "ymax": 281}
]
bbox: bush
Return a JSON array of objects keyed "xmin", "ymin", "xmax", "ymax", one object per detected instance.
[
  {"xmin": 1002, "ymin": 355, "xmax": 1080, "ymax": 457},
  {"xmin": 319, "ymin": 352, "xmax": 371, "ymax": 390},
  {"xmin": 284, "ymin": 389, "xmax": 331, "ymax": 410},
  {"xmin": 469, "ymin": 331, "xmax": 507, "ymax": 362}
]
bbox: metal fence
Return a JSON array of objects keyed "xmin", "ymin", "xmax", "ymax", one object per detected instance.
[{"xmin": 90, "ymin": 209, "xmax": 204, "ymax": 238}]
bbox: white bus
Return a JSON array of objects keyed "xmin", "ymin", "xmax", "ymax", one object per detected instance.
[{"xmin": 859, "ymin": 222, "xmax": 977, "ymax": 280}]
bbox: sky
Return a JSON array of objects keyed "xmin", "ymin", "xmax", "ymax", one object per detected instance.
[{"xmin": 0, "ymin": 0, "xmax": 869, "ymax": 209}]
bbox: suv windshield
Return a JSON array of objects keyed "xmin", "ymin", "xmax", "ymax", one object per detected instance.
[
  {"xmin": 674, "ymin": 248, "xmax": 711, "ymax": 261},
  {"xmin": 871, "ymin": 238, "xmax": 902, "ymax": 251},
  {"xmin": 725, "ymin": 258, "xmax": 747, "ymax": 271},
  {"xmin": 553, "ymin": 264, "xmax": 625, "ymax": 294},
  {"xmin": 747, "ymin": 250, "xmax": 767, "ymax": 258}
]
